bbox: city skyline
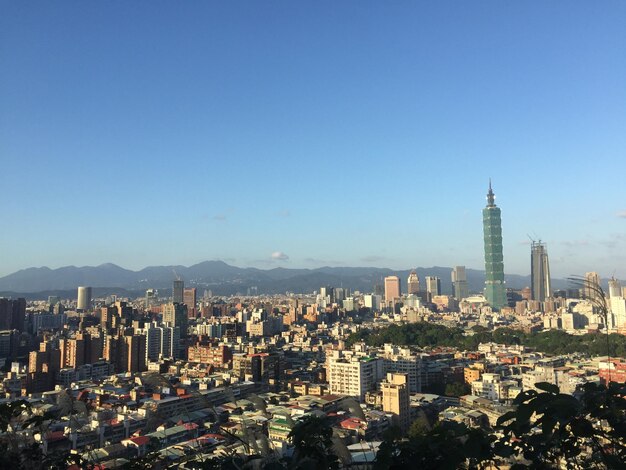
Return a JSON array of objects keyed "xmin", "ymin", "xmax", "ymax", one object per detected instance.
[{"xmin": 2, "ymin": 2, "xmax": 626, "ymax": 278}]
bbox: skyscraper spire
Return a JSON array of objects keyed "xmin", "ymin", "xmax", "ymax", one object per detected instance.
[{"xmin": 487, "ymin": 178, "xmax": 495, "ymax": 207}]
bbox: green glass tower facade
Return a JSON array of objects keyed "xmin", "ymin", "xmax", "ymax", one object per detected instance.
[{"xmin": 483, "ymin": 181, "xmax": 507, "ymax": 310}]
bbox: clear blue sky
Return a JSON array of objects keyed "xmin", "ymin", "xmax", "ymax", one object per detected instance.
[{"xmin": 1, "ymin": 1, "xmax": 625, "ymax": 279}]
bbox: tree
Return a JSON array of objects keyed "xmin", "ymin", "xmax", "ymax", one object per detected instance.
[
  {"xmin": 445, "ymin": 382, "xmax": 470, "ymax": 398},
  {"xmin": 287, "ymin": 415, "xmax": 340, "ymax": 470},
  {"xmin": 493, "ymin": 382, "xmax": 626, "ymax": 469}
]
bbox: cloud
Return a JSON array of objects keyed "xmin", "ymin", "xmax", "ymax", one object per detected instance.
[
  {"xmin": 213, "ymin": 214, "xmax": 227, "ymax": 221},
  {"xmin": 277, "ymin": 210, "xmax": 291, "ymax": 218},
  {"xmin": 271, "ymin": 251, "xmax": 289, "ymax": 261},
  {"xmin": 617, "ymin": 211, "xmax": 626, "ymax": 219}
]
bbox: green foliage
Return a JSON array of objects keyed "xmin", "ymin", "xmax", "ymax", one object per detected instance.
[
  {"xmin": 494, "ymin": 381, "xmax": 626, "ymax": 468},
  {"xmin": 376, "ymin": 382, "xmax": 626, "ymax": 469},
  {"xmin": 286, "ymin": 415, "xmax": 340, "ymax": 470},
  {"xmin": 345, "ymin": 323, "xmax": 626, "ymax": 356},
  {"xmin": 445, "ymin": 382, "xmax": 470, "ymax": 398},
  {"xmin": 374, "ymin": 420, "xmax": 494, "ymax": 470}
]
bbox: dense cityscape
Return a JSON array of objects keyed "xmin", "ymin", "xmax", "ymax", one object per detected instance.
[
  {"xmin": 0, "ymin": 184, "xmax": 623, "ymax": 468},
  {"xmin": 3, "ymin": 2, "xmax": 625, "ymax": 469}
]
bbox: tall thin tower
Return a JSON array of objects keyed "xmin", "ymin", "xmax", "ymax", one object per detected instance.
[
  {"xmin": 482, "ymin": 180, "xmax": 507, "ymax": 310},
  {"xmin": 531, "ymin": 240, "xmax": 551, "ymax": 302}
]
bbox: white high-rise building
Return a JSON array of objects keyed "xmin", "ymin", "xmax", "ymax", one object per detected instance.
[
  {"xmin": 608, "ymin": 277, "xmax": 622, "ymax": 299},
  {"xmin": 77, "ymin": 286, "xmax": 92, "ymax": 311},
  {"xmin": 327, "ymin": 349, "xmax": 384, "ymax": 401},
  {"xmin": 611, "ymin": 297, "xmax": 626, "ymax": 329},
  {"xmin": 381, "ymin": 344, "xmax": 423, "ymax": 393},
  {"xmin": 363, "ymin": 294, "xmax": 382, "ymax": 311},
  {"xmin": 136, "ymin": 322, "xmax": 181, "ymax": 361}
]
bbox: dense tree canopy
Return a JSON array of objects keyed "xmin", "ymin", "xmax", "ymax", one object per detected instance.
[{"xmin": 345, "ymin": 323, "xmax": 626, "ymax": 357}]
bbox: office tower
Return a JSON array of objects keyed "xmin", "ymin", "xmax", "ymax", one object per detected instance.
[
  {"xmin": 125, "ymin": 333, "xmax": 147, "ymax": 372},
  {"xmin": 363, "ymin": 294, "xmax": 382, "ymax": 311},
  {"xmin": 145, "ymin": 288, "xmax": 158, "ymax": 308},
  {"xmin": 407, "ymin": 271, "xmax": 420, "ymax": 295},
  {"xmin": 162, "ymin": 302, "xmax": 188, "ymax": 337},
  {"xmin": 0, "ymin": 298, "xmax": 26, "ymax": 331},
  {"xmin": 334, "ymin": 288, "xmax": 346, "ymax": 303},
  {"xmin": 425, "ymin": 276, "xmax": 441, "ymax": 298},
  {"xmin": 531, "ymin": 241, "xmax": 551, "ymax": 302},
  {"xmin": 482, "ymin": 181, "xmax": 507, "ymax": 310},
  {"xmin": 382, "ymin": 373, "xmax": 411, "ymax": 432},
  {"xmin": 183, "ymin": 287, "xmax": 197, "ymax": 317},
  {"xmin": 77, "ymin": 286, "xmax": 92, "ymax": 311},
  {"xmin": 608, "ymin": 277, "xmax": 621, "ymax": 299},
  {"xmin": 583, "ymin": 272, "xmax": 601, "ymax": 300},
  {"xmin": 319, "ymin": 286, "xmax": 334, "ymax": 303},
  {"xmin": 451, "ymin": 266, "xmax": 469, "ymax": 300},
  {"xmin": 173, "ymin": 279, "xmax": 184, "ymax": 304},
  {"xmin": 384, "ymin": 276, "xmax": 401, "ymax": 302}
]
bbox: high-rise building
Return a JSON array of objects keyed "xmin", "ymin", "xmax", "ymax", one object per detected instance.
[
  {"xmin": 173, "ymin": 279, "xmax": 185, "ymax": 304},
  {"xmin": 482, "ymin": 181, "xmax": 507, "ymax": 310},
  {"xmin": 183, "ymin": 287, "xmax": 197, "ymax": 318},
  {"xmin": 583, "ymin": 272, "xmax": 601, "ymax": 301},
  {"xmin": 145, "ymin": 289, "xmax": 158, "ymax": 308},
  {"xmin": 0, "ymin": 298, "xmax": 26, "ymax": 331},
  {"xmin": 407, "ymin": 271, "xmax": 420, "ymax": 295},
  {"xmin": 162, "ymin": 302, "xmax": 188, "ymax": 337},
  {"xmin": 382, "ymin": 373, "xmax": 411, "ymax": 432},
  {"xmin": 77, "ymin": 286, "xmax": 92, "ymax": 311},
  {"xmin": 319, "ymin": 286, "xmax": 334, "ymax": 304},
  {"xmin": 451, "ymin": 266, "xmax": 469, "ymax": 300},
  {"xmin": 608, "ymin": 277, "xmax": 622, "ymax": 299},
  {"xmin": 384, "ymin": 276, "xmax": 401, "ymax": 302},
  {"xmin": 326, "ymin": 349, "xmax": 384, "ymax": 401},
  {"xmin": 531, "ymin": 241, "xmax": 551, "ymax": 302},
  {"xmin": 425, "ymin": 276, "xmax": 441, "ymax": 299}
]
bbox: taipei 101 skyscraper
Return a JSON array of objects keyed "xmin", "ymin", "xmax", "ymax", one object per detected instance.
[{"xmin": 483, "ymin": 180, "xmax": 507, "ymax": 310}]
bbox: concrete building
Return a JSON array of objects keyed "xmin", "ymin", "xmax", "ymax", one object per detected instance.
[
  {"xmin": 162, "ymin": 303, "xmax": 188, "ymax": 337},
  {"xmin": 363, "ymin": 295, "xmax": 382, "ymax": 312},
  {"xmin": 183, "ymin": 288, "xmax": 197, "ymax": 317},
  {"xmin": 407, "ymin": 271, "xmax": 420, "ymax": 295},
  {"xmin": 381, "ymin": 344, "xmax": 422, "ymax": 393},
  {"xmin": 384, "ymin": 276, "xmax": 401, "ymax": 303},
  {"xmin": 608, "ymin": 277, "xmax": 622, "ymax": 299},
  {"xmin": 471, "ymin": 373, "xmax": 520, "ymax": 403},
  {"xmin": 381, "ymin": 373, "xmax": 410, "ymax": 432},
  {"xmin": 327, "ymin": 349, "xmax": 384, "ymax": 401},
  {"xmin": 77, "ymin": 287, "xmax": 92, "ymax": 311},
  {"xmin": 451, "ymin": 266, "xmax": 469, "ymax": 300},
  {"xmin": 424, "ymin": 276, "xmax": 441, "ymax": 300},
  {"xmin": 582, "ymin": 272, "xmax": 600, "ymax": 301},
  {"xmin": 172, "ymin": 279, "xmax": 184, "ymax": 304},
  {"xmin": 531, "ymin": 241, "xmax": 551, "ymax": 302}
]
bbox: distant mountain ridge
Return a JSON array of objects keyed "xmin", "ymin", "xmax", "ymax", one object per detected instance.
[{"xmin": 0, "ymin": 260, "xmax": 571, "ymax": 298}]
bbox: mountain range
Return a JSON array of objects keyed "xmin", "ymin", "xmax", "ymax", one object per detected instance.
[{"xmin": 0, "ymin": 261, "xmax": 572, "ymax": 300}]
